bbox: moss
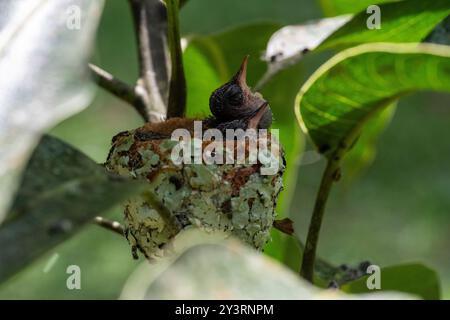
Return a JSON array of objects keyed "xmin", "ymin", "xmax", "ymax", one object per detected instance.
[{"xmin": 105, "ymin": 128, "xmax": 285, "ymax": 259}]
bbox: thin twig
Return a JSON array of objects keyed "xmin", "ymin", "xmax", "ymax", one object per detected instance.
[
  {"xmin": 93, "ymin": 216, "xmax": 125, "ymax": 236},
  {"xmin": 254, "ymin": 69, "xmax": 273, "ymax": 92},
  {"xmin": 300, "ymin": 157, "xmax": 340, "ymax": 282},
  {"xmin": 89, "ymin": 64, "xmax": 149, "ymax": 122},
  {"xmin": 166, "ymin": 0, "xmax": 187, "ymax": 118},
  {"xmin": 128, "ymin": 0, "xmax": 170, "ymax": 122}
]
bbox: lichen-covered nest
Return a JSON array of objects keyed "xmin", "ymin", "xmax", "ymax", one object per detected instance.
[{"xmin": 105, "ymin": 127, "xmax": 285, "ymax": 259}]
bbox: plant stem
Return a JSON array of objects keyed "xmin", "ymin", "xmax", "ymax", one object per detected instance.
[
  {"xmin": 300, "ymin": 157, "xmax": 340, "ymax": 282},
  {"xmin": 166, "ymin": 0, "xmax": 187, "ymax": 118},
  {"xmin": 128, "ymin": 0, "xmax": 170, "ymax": 122},
  {"xmin": 89, "ymin": 64, "xmax": 149, "ymax": 122},
  {"xmin": 93, "ymin": 216, "xmax": 125, "ymax": 236}
]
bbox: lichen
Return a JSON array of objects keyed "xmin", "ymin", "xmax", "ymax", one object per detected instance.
[{"xmin": 105, "ymin": 128, "xmax": 285, "ymax": 259}]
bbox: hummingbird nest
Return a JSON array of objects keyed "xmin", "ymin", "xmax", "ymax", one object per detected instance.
[{"xmin": 105, "ymin": 56, "xmax": 285, "ymax": 259}]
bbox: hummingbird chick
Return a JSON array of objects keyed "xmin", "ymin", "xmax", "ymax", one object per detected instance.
[
  {"xmin": 209, "ymin": 55, "xmax": 273, "ymax": 130},
  {"xmin": 136, "ymin": 56, "xmax": 273, "ymax": 139}
]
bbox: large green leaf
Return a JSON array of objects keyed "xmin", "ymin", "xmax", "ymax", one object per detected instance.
[
  {"xmin": 296, "ymin": 43, "xmax": 450, "ymax": 158},
  {"xmin": 318, "ymin": 0, "xmax": 449, "ymax": 179},
  {"xmin": 263, "ymin": 1, "xmax": 449, "ymax": 181},
  {"xmin": 319, "ymin": 0, "xmax": 450, "ymax": 51},
  {"xmin": 120, "ymin": 232, "xmax": 414, "ymax": 299},
  {"xmin": 0, "ymin": 0, "xmax": 104, "ymax": 224},
  {"xmin": 0, "ymin": 135, "xmax": 145, "ymax": 283},
  {"xmin": 341, "ymin": 263, "xmax": 441, "ymax": 300}
]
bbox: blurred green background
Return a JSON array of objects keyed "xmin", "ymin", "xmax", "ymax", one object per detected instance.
[{"xmin": 0, "ymin": 0, "xmax": 449, "ymax": 299}]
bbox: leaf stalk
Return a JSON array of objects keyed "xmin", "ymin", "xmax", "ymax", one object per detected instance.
[{"xmin": 300, "ymin": 156, "xmax": 340, "ymax": 282}]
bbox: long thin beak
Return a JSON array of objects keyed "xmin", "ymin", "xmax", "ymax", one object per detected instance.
[
  {"xmin": 233, "ymin": 55, "xmax": 249, "ymax": 88},
  {"xmin": 248, "ymin": 102, "xmax": 269, "ymax": 129}
]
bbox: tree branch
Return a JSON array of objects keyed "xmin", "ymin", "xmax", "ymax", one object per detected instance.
[
  {"xmin": 128, "ymin": 0, "xmax": 170, "ymax": 122},
  {"xmin": 300, "ymin": 157, "xmax": 341, "ymax": 282},
  {"xmin": 254, "ymin": 67, "xmax": 278, "ymax": 91},
  {"xmin": 166, "ymin": 0, "xmax": 187, "ymax": 118},
  {"xmin": 93, "ymin": 216, "xmax": 125, "ymax": 236},
  {"xmin": 89, "ymin": 64, "xmax": 149, "ymax": 122}
]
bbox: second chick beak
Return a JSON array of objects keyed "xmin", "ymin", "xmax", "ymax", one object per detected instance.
[{"xmin": 248, "ymin": 102, "xmax": 270, "ymax": 129}]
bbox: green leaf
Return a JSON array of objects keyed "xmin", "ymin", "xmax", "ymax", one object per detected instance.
[
  {"xmin": 319, "ymin": 0, "xmax": 450, "ymax": 51},
  {"xmin": 296, "ymin": 43, "xmax": 450, "ymax": 158},
  {"xmin": 0, "ymin": 0, "xmax": 105, "ymax": 223},
  {"xmin": 0, "ymin": 135, "xmax": 145, "ymax": 283},
  {"xmin": 319, "ymin": 0, "xmax": 398, "ymax": 16},
  {"xmin": 317, "ymin": 0, "xmax": 449, "ymax": 179},
  {"xmin": 120, "ymin": 232, "xmax": 415, "ymax": 299},
  {"xmin": 341, "ymin": 263, "xmax": 441, "ymax": 300}
]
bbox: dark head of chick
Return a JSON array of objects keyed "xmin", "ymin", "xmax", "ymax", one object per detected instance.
[{"xmin": 209, "ymin": 55, "xmax": 273, "ymax": 130}]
